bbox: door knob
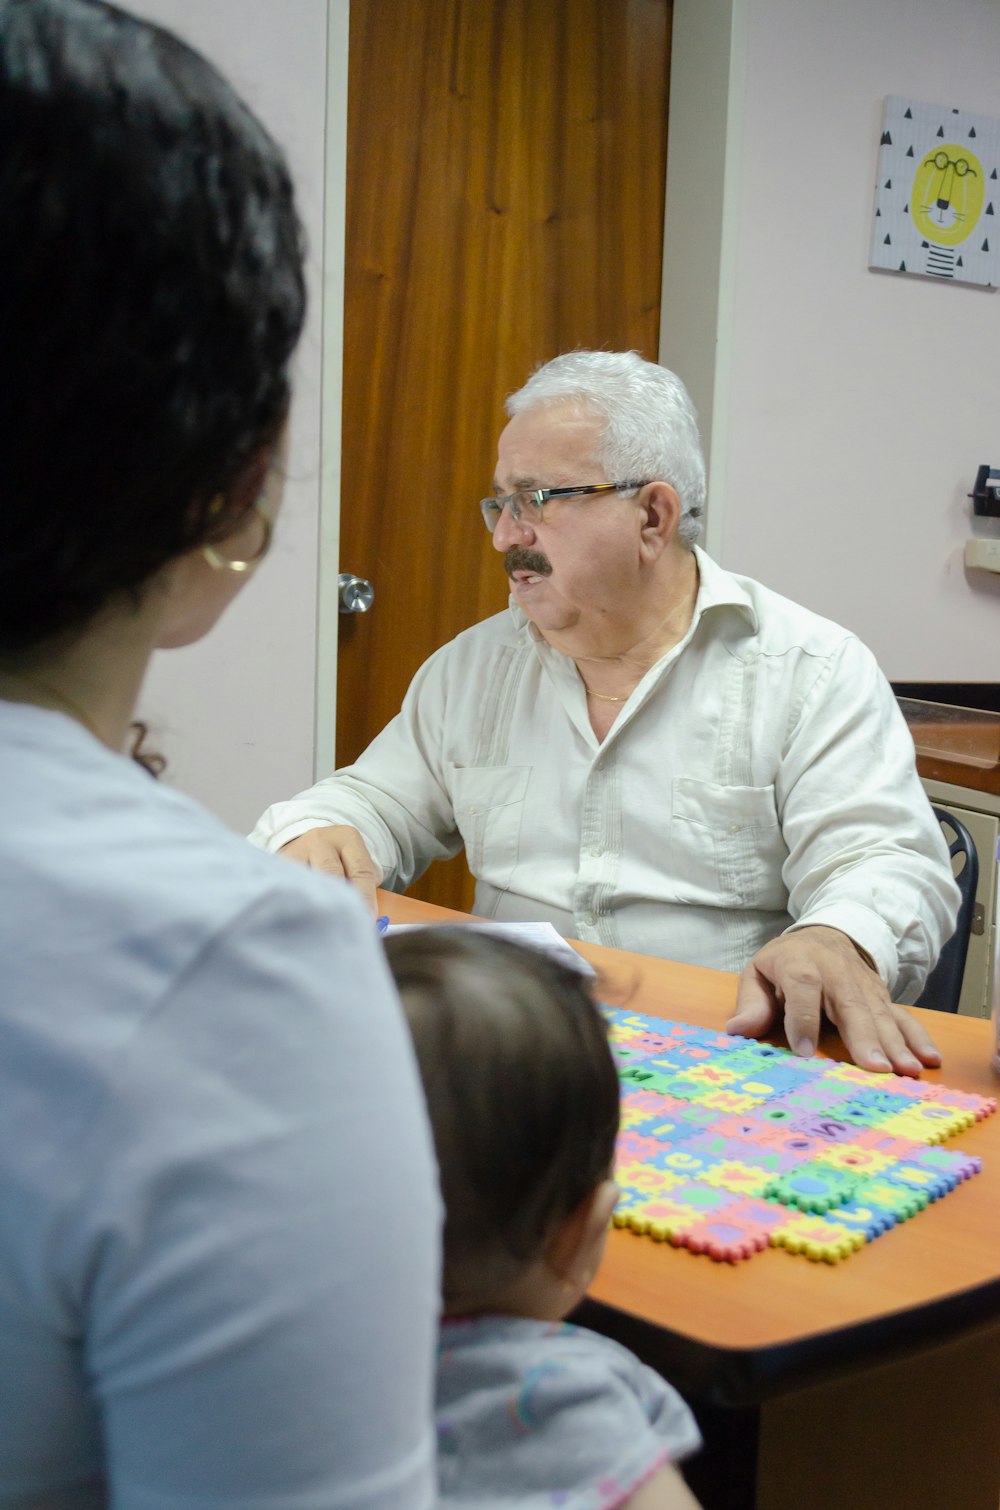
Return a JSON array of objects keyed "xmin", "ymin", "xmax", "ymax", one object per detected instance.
[{"xmin": 338, "ymin": 573, "xmax": 375, "ymax": 614}]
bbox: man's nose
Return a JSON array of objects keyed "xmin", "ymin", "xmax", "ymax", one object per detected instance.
[{"xmin": 491, "ymin": 502, "xmax": 535, "ymax": 552}]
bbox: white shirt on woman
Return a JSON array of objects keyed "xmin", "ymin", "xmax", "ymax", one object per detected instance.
[
  {"xmin": 0, "ymin": 701, "xmax": 440, "ymax": 1510},
  {"xmin": 250, "ymin": 547, "xmax": 957, "ymax": 1001}
]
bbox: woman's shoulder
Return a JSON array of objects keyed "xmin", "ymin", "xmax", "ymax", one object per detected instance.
[{"xmin": 0, "ymin": 702, "xmax": 369, "ymax": 1008}]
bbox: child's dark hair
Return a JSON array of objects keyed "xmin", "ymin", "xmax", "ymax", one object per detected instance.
[
  {"xmin": 0, "ymin": 0, "xmax": 305, "ymax": 651},
  {"xmin": 384, "ymin": 929, "xmax": 620, "ymax": 1311}
]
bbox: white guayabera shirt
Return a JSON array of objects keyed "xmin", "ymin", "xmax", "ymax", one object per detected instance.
[{"xmin": 252, "ymin": 548, "xmax": 959, "ymax": 1002}]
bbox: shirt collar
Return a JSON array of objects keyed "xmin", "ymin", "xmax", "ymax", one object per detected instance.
[
  {"xmin": 689, "ymin": 545, "xmax": 759, "ymax": 632},
  {"xmin": 506, "ymin": 544, "xmax": 759, "ymax": 641}
]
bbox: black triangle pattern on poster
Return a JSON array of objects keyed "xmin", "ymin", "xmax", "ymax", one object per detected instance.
[
  {"xmin": 921, "ymin": 240, "xmax": 929, "ymax": 248},
  {"xmin": 885, "ymin": 179, "xmax": 892, "ymax": 189},
  {"xmin": 983, "ymin": 239, "xmax": 990, "ymax": 252},
  {"xmin": 899, "ymin": 261, "xmax": 907, "ymax": 271},
  {"xmin": 881, "ymin": 131, "xmax": 892, "ymax": 145},
  {"xmin": 970, "ymin": 128, "xmax": 977, "ymax": 138},
  {"xmin": 952, "ymin": 108, "xmax": 959, "ymax": 113},
  {"xmin": 884, "ymin": 234, "xmax": 891, "ymax": 244},
  {"xmin": 904, "ymin": 108, "xmax": 912, "ymax": 118},
  {"xmin": 987, "ymin": 204, "xmax": 995, "ymax": 215},
  {"xmin": 907, "ymin": 146, "xmax": 914, "ymax": 157},
  {"xmin": 876, "ymin": 208, "xmax": 881, "ymax": 216},
  {"xmin": 958, "ymin": 257, "xmax": 964, "ymax": 266},
  {"xmin": 903, "ymin": 204, "xmax": 909, "ymax": 213},
  {"xmin": 937, "ymin": 126, "xmax": 945, "ymax": 137},
  {"xmin": 993, "ymin": 169, "xmax": 999, "ymax": 179}
]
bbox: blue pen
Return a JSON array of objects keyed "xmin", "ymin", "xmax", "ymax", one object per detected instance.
[{"xmin": 375, "ymin": 915, "xmax": 390, "ymax": 936}]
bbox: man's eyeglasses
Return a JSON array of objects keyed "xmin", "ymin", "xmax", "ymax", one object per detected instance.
[{"xmin": 479, "ymin": 481, "xmax": 649, "ymax": 533}]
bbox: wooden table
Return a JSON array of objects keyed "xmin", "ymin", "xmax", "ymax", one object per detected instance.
[{"xmin": 380, "ymin": 892, "xmax": 1000, "ymax": 1510}]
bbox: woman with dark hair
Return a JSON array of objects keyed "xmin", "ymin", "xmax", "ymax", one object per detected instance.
[{"xmin": 0, "ymin": 3, "xmax": 439, "ymax": 1506}]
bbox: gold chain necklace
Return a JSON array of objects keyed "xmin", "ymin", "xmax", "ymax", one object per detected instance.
[{"xmin": 582, "ymin": 685, "xmax": 633, "ymax": 704}]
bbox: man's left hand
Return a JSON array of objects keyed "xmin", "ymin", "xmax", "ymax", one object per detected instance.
[{"xmin": 727, "ymin": 924, "xmax": 942, "ymax": 1076}]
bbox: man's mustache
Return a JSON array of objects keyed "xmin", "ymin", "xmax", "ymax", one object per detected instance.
[{"xmin": 504, "ymin": 547, "xmax": 551, "ymax": 576}]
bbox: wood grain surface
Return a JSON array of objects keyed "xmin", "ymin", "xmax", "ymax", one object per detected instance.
[
  {"xmin": 337, "ymin": 0, "xmax": 672, "ymax": 911},
  {"xmin": 380, "ymin": 891, "xmax": 1000, "ymax": 1359}
]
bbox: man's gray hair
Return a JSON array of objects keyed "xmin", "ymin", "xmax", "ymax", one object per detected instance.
[{"xmin": 505, "ymin": 350, "xmax": 705, "ymax": 547}]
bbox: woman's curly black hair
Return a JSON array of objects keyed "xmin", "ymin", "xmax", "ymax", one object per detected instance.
[{"xmin": 0, "ymin": 0, "xmax": 306, "ymax": 650}]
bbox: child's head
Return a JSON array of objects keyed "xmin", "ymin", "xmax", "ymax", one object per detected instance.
[{"xmin": 385, "ymin": 928, "xmax": 620, "ymax": 1319}]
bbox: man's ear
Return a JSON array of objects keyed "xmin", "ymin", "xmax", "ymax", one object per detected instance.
[
  {"xmin": 638, "ymin": 481, "xmax": 682, "ymax": 559},
  {"xmin": 545, "ymin": 1179, "xmax": 620, "ymax": 1292}
]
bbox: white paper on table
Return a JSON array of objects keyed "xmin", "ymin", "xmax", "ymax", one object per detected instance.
[{"xmin": 383, "ymin": 919, "xmax": 596, "ymax": 977}]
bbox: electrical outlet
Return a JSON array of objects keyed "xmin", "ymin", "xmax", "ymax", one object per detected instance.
[{"xmin": 964, "ymin": 538, "xmax": 1000, "ymax": 572}]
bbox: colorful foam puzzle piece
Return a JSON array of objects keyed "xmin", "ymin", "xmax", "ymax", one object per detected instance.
[
  {"xmin": 699, "ymin": 1159, "xmax": 772, "ymax": 1197},
  {"xmin": 673, "ymin": 1198, "xmax": 787, "ymax": 1263},
  {"xmin": 832, "ymin": 1198, "xmax": 898, "ymax": 1240},
  {"xmin": 852, "ymin": 1177, "xmax": 930, "ymax": 1220},
  {"xmin": 666, "ymin": 1183, "xmax": 737, "ymax": 1216},
  {"xmin": 607, "ymin": 1008, "xmax": 992, "ymax": 1266},
  {"xmin": 811, "ymin": 1141, "xmax": 896, "ymax": 1177},
  {"xmin": 615, "ymin": 1162, "xmax": 685, "ymax": 1198},
  {"xmin": 879, "ymin": 1105, "xmax": 978, "ymax": 1142},
  {"xmin": 909, "ymin": 1145, "xmax": 982, "ymax": 1181},
  {"xmin": 767, "ymin": 1161, "xmax": 861, "ymax": 1213},
  {"xmin": 770, "ymin": 1212, "xmax": 866, "ymax": 1263},
  {"xmin": 883, "ymin": 1160, "xmax": 956, "ymax": 1199},
  {"xmin": 614, "ymin": 1193, "xmax": 703, "ymax": 1242}
]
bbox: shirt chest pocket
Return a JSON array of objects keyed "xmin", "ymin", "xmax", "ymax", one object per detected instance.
[
  {"xmin": 670, "ymin": 777, "xmax": 788, "ymax": 910},
  {"xmin": 452, "ymin": 766, "xmax": 531, "ymax": 886}
]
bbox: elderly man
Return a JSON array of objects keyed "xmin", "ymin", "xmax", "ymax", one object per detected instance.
[{"xmin": 251, "ymin": 351, "xmax": 959, "ymax": 1074}]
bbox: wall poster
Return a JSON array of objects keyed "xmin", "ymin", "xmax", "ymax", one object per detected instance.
[{"xmin": 869, "ymin": 95, "xmax": 1000, "ymax": 288}]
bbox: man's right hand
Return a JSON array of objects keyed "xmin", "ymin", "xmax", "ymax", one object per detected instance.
[{"xmin": 278, "ymin": 826, "xmax": 381, "ymax": 915}]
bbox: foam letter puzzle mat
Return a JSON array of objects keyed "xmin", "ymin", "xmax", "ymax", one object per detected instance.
[{"xmin": 607, "ymin": 1010, "xmax": 996, "ymax": 1264}]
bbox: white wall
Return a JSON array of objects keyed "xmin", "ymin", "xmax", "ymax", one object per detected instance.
[
  {"xmin": 125, "ymin": 0, "xmax": 345, "ymax": 831},
  {"xmin": 664, "ymin": 0, "xmax": 1000, "ymax": 681}
]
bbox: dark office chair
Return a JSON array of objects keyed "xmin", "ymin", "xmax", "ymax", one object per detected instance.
[{"xmin": 915, "ymin": 806, "xmax": 980, "ymax": 1014}]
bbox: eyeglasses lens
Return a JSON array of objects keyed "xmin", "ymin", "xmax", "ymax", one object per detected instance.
[{"xmin": 480, "ymin": 490, "xmax": 549, "ymax": 532}]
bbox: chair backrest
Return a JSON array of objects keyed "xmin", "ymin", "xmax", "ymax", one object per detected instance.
[{"xmin": 916, "ymin": 806, "xmax": 980, "ymax": 1014}]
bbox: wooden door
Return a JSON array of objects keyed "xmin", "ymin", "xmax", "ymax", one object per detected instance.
[{"xmin": 338, "ymin": 0, "xmax": 672, "ymax": 911}]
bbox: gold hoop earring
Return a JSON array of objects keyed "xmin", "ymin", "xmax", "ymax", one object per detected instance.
[{"xmin": 202, "ymin": 499, "xmax": 273, "ymax": 575}]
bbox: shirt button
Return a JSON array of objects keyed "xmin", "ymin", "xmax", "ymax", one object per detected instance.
[
  {"xmin": 581, "ymin": 911, "xmax": 597, "ymax": 928},
  {"xmin": 728, "ymin": 822, "xmax": 741, "ymax": 834},
  {"xmin": 467, "ymin": 804, "xmax": 481, "ymax": 815}
]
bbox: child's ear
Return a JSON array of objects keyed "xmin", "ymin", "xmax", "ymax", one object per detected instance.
[{"xmin": 545, "ymin": 1179, "xmax": 620, "ymax": 1292}]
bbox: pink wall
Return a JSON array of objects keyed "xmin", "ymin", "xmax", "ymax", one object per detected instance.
[
  {"xmin": 687, "ymin": 0, "xmax": 1000, "ymax": 680},
  {"xmin": 125, "ymin": 0, "xmax": 336, "ymax": 830}
]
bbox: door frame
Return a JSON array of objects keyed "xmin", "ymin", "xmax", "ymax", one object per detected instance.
[
  {"xmin": 316, "ymin": 0, "xmax": 351, "ymax": 779},
  {"xmin": 658, "ymin": 0, "xmax": 746, "ymax": 563}
]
